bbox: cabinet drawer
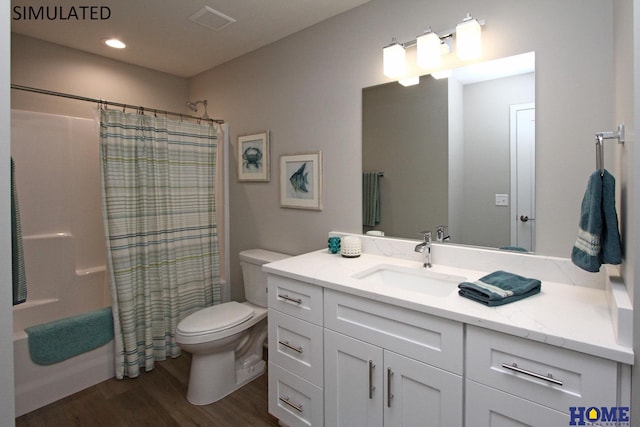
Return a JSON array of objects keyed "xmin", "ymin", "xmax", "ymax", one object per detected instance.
[
  {"xmin": 268, "ymin": 361, "xmax": 323, "ymax": 427},
  {"xmin": 466, "ymin": 325, "xmax": 617, "ymax": 413},
  {"xmin": 324, "ymin": 289, "xmax": 463, "ymax": 374},
  {"xmin": 268, "ymin": 275, "xmax": 323, "ymax": 325},
  {"xmin": 466, "ymin": 380, "xmax": 568, "ymax": 426},
  {"xmin": 268, "ymin": 309, "xmax": 323, "ymax": 386}
]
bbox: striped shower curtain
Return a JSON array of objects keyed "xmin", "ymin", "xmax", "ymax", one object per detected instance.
[{"xmin": 99, "ymin": 109, "xmax": 222, "ymax": 379}]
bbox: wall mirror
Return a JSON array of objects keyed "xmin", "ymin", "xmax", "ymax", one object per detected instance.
[{"xmin": 363, "ymin": 52, "xmax": 535, "ymax": 251}]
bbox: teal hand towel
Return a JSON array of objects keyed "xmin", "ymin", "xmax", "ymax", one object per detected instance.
[
  {"xmin": 458, "ymin": 270, "xmax": 541, "ymax": 306},
  {"xmin": 571, "ymin": 170, "xmax": 622, "ymax": 272},
  {"xmin": 363, "ymin": 171, "xmax": 381, "ymax": 227}
]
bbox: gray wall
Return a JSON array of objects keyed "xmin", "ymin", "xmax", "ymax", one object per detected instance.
[{"xmin": 189, "ymin": 0, "xmax": 615, "ymax": 301}]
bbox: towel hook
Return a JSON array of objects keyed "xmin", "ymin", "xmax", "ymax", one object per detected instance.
[{"xmin": 594, "ymin": 124, "xmax": 625, "ymax": 176}]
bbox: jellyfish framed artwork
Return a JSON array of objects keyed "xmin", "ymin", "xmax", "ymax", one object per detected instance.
[
  {"xmin": 280, "ymin": 152, "xmax": 323, "ymax": 210},
  {"xmin": 237, "ymin": 131, "xmax": 270, "ymax": 182}
]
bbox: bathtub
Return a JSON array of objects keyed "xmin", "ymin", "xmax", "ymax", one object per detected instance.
[
  {"xmin": 13, "ymin": 234, "xmax": 114, "ymax": 417},
  {"xmin": 11, "ymin": 110, "xmax": 115, "ymax": 416}
]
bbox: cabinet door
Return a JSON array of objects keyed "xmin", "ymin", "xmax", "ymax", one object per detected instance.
[
  {"xmin": 384, "ymin": 350, "xmax": 462, "ymax": 427},
  {"xmin": 466, "ymin": 380, "xmax": 568, "ymax": 427},
  {"xmin": 324, "ymin": 330, "xmax": 383, "ymax": 427}
]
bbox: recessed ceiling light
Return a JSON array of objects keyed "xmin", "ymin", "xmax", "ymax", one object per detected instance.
[{"xmin": 105, "ymin": 39, "xmax": 126, "ymax": 49}]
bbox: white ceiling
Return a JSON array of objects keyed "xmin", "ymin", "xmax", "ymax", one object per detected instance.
[{"xmin": 11, "ymin": 0, "xmax": 371, "ymax": 78}]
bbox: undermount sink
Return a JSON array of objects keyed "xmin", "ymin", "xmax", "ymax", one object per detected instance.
[{"xmin": 353, "ymin": 264, "xmax": 465, "ymax": 297}]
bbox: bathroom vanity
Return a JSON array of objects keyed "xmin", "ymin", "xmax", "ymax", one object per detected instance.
[{"xmin": 265, "ymin": 233, "xmax": 633, "ymax": 427}]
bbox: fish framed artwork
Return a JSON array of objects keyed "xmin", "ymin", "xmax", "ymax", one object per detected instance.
[
  {"xmin": 280, "ymin": 152, "xmax": 323, "ymax": 210},
  {"xmin": 237, "ymin": 131, "xmax": 270, "ymax": 182}
]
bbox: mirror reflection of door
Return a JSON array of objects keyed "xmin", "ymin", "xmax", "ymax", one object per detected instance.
[{"xmin": 510, "ymin": 103, "xmax": 535, "ymax": 252}]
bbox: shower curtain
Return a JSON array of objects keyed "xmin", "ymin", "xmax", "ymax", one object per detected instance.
[{"xmin": 99, "ymin": 109, "xmax": 222, "ymax": 379}]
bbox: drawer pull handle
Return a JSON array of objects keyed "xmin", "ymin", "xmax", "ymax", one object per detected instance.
[
  {"xmin": 501, "ymin": 363, "xmax": 564, "ymax": 386},
  {"xmin": 278, "ymin": 294, "xmax": 303, "ymax": 304},
  {"xmin": 279, "ymin": 396, "xmax": 303, "ymax": 412},
  {"xmin": 387, "ymin": 367, "xmax": 394, "ymax": 407},
  {"xmin": 368, "ymin": 360, "xmax": 376, "ymax": 399},
  {"xmin": 278, "ymin": 340, "xmax": 303, "ymax": 354}
]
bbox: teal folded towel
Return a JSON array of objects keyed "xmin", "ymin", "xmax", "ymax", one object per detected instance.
[
  {"xmin": 25, "ymin": 307, "xmax": 114, "ymax": 365},
  {"xmin": 458, "ymin": 270, "xmax": 541, "ymax": 306},
  {"xmin": 571, "ymin": 170, "xmax": 622, "ymax": 272}
]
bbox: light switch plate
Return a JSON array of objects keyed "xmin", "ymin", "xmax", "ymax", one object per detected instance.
[{"xmin": 495, "ymin": 194, "xmax": 509, "ymax": 206}]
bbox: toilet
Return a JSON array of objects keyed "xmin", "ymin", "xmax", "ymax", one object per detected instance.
[{"xmin": 175, "ymin": 249, "xmax": 289, "ymax": 405}]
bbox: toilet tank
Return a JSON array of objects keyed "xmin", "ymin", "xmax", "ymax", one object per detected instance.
[{"xmin": 239, "ymin": 249, "xmax": 289, "ymax": 307}]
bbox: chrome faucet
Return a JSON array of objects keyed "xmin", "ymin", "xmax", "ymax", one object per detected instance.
[
  {"xmin": 436, "ymin": 225, "xmax": 450, "ymax": 243},
  {"xmin": 414, "ymin": 231, "xmax": 432, "ymax": 268}
]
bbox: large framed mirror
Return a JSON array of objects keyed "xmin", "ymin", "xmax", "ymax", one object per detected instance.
[{"xmin": 363, "ymin": 52, "xmax": 535, "ymax": 251}]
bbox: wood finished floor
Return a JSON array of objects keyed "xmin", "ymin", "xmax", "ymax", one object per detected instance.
[{"xmin": 16, "ymin": 352, "xmax": 280, "ymax": 427}]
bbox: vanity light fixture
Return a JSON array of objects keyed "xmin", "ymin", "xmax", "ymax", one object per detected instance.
[
  {"xmin": 383, "ymin": 38, "xmax": 406, "ymax": 78},
  {"xmin": 382, "ymin": 13, "xmax": 484, "ymax": 82},
  {"xmin": 416, "ymin": 29, "xmax": 442, "ymax": 69},
  {"xmin": 455, "ymin": 13, "xmax": 482, "ymax": 60}
]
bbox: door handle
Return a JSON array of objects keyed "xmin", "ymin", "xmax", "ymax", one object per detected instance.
[
  {"xmin": 277, "ymin": 294, "xmax": 302, "ymax": 304},
  {"xmin": 520, "ymin": 215, "xmax": 535, "ymax": 222},
  {"xmin": 387, "ymin": 367, "xmax": 393, "ymax": 408},
  {"xmin": 368, "ymin": 360, "xmax": 375, "ymax": 399},
  {"xmin": 501, "ymin": 363, "xmax": 563, "ymax": 386},
  {"xmin": 278, "ymin": 340, "xmax": 303, "ymax": 354}
]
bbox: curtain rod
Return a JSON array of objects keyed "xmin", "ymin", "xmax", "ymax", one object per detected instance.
[{"xmin": 10, "ymin": 84, "xmax": 225, "ymax": 124}]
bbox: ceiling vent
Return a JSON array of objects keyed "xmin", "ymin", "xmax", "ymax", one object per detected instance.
[{"xmin": 188, "ymin": 6, "xmax": 236, "ymax": 31}]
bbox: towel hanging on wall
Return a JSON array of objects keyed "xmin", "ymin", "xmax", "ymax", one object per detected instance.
[
  {"xmin": 363, "ymin": 171, "xmax": 382, "ymax": 227},
  {"xmin": 571, "ymin": 169, "xmax": 622, "ymax": 272},
  {"xmin": 11, "ymin": 157, "xmax": 27, "ymax": 305}
]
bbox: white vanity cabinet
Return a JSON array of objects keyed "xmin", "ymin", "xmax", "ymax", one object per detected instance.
[
  {"xmin": 268, "ymin": 275, "xmax": 324, "ymax": 427},
  {"xmin": 465, "ymin": 325, "xmax": 620, "ymax": 426},
  {"xmin": 323, "ymin": 289, "xmax": 463, "ymax": 427},
  {"xmin": 266, "ymin": 261, "xmax": 631, "ymax": 427}
]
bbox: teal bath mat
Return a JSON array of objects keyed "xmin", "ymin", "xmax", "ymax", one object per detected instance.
[{"xmin": 25, "ymin": 307, "xmax": 114, "ymax": 365}]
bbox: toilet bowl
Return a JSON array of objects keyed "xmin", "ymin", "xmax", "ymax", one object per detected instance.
[{"xmin": 175, "ymin": 249, "xmax": 289, "ymax": 405}]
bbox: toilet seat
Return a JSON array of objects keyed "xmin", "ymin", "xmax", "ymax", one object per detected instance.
[{"xmin": 177, "ymin": 301, "xmax": 255, "ymax": 337}]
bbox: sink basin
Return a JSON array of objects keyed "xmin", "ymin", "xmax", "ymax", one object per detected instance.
[{"xmin": 353, "ymin": 264, "xmax": 465, "ymax": 297}]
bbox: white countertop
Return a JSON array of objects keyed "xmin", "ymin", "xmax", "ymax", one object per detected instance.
[{"xmin": 264, "ymin": 249, "xmax": 634, "ymax": 365}]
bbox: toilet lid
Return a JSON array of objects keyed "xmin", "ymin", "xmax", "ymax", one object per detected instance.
[{"xmin": 176, "ymin": 302, "xmax": 255, "ymax": 336}]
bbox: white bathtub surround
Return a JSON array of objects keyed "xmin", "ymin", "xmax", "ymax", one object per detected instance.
[
  {"xmin": 11, "ymin": 110, "xmax": 113, "ymax": 415},
  {"xmin": 279, "ymin": 232, "xmax": 633, "ymax": 363}
]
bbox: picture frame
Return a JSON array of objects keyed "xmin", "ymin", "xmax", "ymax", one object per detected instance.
[
  {"xmin": 237, "ymin": 131, "xmax": 270, "ymax": 182},
  {"xmin": 280, "ymin": 152, "xmax": 323, "ymax": 210}
]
